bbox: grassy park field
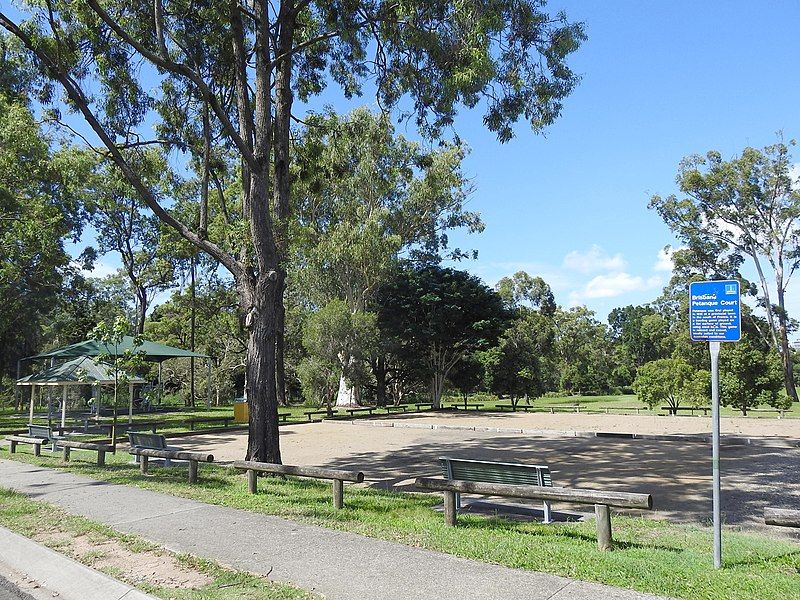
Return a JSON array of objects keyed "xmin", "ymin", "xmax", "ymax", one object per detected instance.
[{"xmin": 2, "ymin": 439, "xmax": 799, "ymax": 600}]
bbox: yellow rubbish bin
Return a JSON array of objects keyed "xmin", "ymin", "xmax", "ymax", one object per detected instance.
[{"xmin": 234, "ymin": 399, "xmax": 249, "ymax": 424}]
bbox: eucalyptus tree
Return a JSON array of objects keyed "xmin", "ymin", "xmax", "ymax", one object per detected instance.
[
  {"xmin": 650, "ymin": 142, "xmax": 800, "ymax": 401},
  {"xmin": 292, "ymin": 107, "xmax": 479, "ymax": 405},
  {"xmin": 1, "ymin": 1, "xmax": 585, "ymax": 461}
]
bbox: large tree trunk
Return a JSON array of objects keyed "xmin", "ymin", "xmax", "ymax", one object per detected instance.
[
  {"xmin": 335, "ymin": 372, "xmax": 357, "ymax": 406},
  {"xmin": 243, "ymin": 277, "xmax": 282, "ymax": 464}
]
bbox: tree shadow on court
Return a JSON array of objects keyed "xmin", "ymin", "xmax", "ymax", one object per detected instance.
[{"xmin": 313, "ymin": 430, "xmax": 800, "ymax": 527}]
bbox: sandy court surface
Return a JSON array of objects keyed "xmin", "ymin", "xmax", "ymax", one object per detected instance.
[{"xmin": 176, "ymin": 412, "xmax": 800, "ymax": 530}]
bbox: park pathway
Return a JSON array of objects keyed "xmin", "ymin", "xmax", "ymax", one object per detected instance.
[{"xmin": 0, "ymin": 459, "xmax": 669, "ymax": 600}]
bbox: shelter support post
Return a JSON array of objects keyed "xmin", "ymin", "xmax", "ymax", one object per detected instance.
[
  {"xmin": 129, "ymin": 382, "xmax": 134, "ymax": 424},
  {"xmin": 29, "ymin": 385, "xmax": 35, "ymax": 425},
  {"xmin": 61, "ymin": 386, "xmax": 67, "ymax": 428}
]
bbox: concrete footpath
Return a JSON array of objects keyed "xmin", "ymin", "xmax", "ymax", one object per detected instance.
[
  {"xmin": 0, "ymin": 526, "xmax": 154, "ymax": 600},
  {"xmin": 0, "ymin": 459, "xmax": 669, "ymax": 600}
]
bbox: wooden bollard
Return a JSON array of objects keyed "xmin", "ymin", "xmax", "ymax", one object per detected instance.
[
  {"xmin": 9, "ymin": 440, "xmax": 16, "ymax": 454},
  {"xmin": 444, "ymin": 490, "xmax": 457, "ymax": 526},
  {"xmin": 33, "ymin": 444, "xmax": 41, "ymax": 457},
  {"xmin": 248, "ymin": 469, "xmax": 257, "ymax": 494},
  {"xmin": 97, "ymin": 450, "xmax": 105, "ymax": 467},
  {"xmin": 189, "ymin": 460, "xmax": 198, "ymax": 484},
  {"xmin": 333, "ymin": 479, "xmax": 344, "ymax": 509},
  {"xmin": 62, "ymin": 446, "xmax": 71, "ymax": 462},
  {"xmin": 140, "ymin": 455, "xmax": 149, "ymax": 474},
  {"xmin": 595, "ymin": 504, "xmax": 612, "ymax": 551}
]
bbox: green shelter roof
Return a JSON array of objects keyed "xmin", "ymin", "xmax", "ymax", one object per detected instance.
[
  {"xmin": 16, "ymin": 356, "xmax": 146, "ymax": 386},
  {"xmin": 27, "ymin": 336, "xmax": 208, "ymax": 362}
]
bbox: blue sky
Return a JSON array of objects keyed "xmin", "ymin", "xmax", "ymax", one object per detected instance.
[
  {"xmin": 435, "ymin": 0, "xmax": 800, "ymax": 320},
  {"xmin": 62, "ymin": 1, "xmax": 800, "ymax": 322}
]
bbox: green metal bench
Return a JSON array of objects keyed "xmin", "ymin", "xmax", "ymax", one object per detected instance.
[
  {"xmin": 128, "ymin": 432, "xmax": 180, "ymax": 465},
  {"xmin": 27, "ymin": 425, "xmax": 62, "ymax": 452},
  {"xmin": 440, "ymin": 456, "xmax": 554, "ymax": 523}
]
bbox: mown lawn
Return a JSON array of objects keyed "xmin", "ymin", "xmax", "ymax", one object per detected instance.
[
  {"xmin": 0, "ymin": 487, "xmax": 316, "ymax": 599},
  {"xmin": 2, "ymin": 447, "xmax": 798, "ymax": 600}
]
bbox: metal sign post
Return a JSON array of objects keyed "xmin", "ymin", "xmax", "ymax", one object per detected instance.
[{"xmin": 689, "ymin": 280, "xmax": 741, "ymax": 570}]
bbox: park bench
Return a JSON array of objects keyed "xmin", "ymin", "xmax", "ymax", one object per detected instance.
[
  {"xmin": 384, "ymin": 405, "xmax": 407, "ymax": 413},
  {"xmin": 764, "ymin": 507, "xmax": 800, "ymax": 528},
  {"xmin": 128, "ymin": 432, "xmax": 181, "ymax": 465},
  {"xmin": 27, "ymin": 425, "xmax": 64, "ymax": 452},
  {"xmin": 495, "ymin": 403, "xmax": 537, "ymax": 412},
  {"xmin": 448, "ymin": 402, "xmax": 484, "ymax": 411},
  {"xmin": 345, "ymin": 406, "xmax": 376, "ymax": 417},
  {"xmin": 5, "ymin": 435, "xmax": 46, "ymax": 456},
  {"xmin": 130, "ymin": 448, "xmax": 214, "ymax": 483},
  {"xmin": 602, "ymin": 406, "xmax": 647, "ymax": 415},
  {"xmin": 747, "ymin": 408, "xmax": 793, "ymax": 418},
  {"xmin": 279, "ymin": 412, "xmax": 291, "ymax": 422},
  {"xmin": 440, "ymin": 457, "xmax": 554, "ymax": 523},
  {"xmin": 304, "ymin": 409, "xmax": 337, "ymax": 421},
  {"xmin": 540, "ymin": 404, "xmax": 581, "ymax": 414},
  {"xmin": 59, "ymin": 440, "xmax": 115, "ymax": 466},
  {"xmin": 184, "ymin": 416, "xmax": 234, "ymax": 430},
  {"xmin": 416, "ymin": 476, "xmax": 652, "ymax": 550},
  {"xmin": 233, "ymin": 460, "xmax": 364, "ymax": 509},
  {"xmin": 661, "ymin": 406, "xmax": 710, "ymax": 416},
  {"xmin": 414, "ymin": 402, "xmax": 434, "ymax": 410}
]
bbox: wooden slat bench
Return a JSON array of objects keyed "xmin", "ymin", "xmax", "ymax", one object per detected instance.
[
  {"xmin": 303, "ymin": 409, "xmax": 337, "ymax": 422},
  {"xmin": 448, "ymin": 402, "xmax": 484, "ymax": 411},
  {"xmin": 661, "ymin": 406, "xmax": 710, "ymax": 416},
  {"xmin": 130, "ymin": 448, "xmax": 214, "ymax": 483},
  {"xmin": 495, "ymin": 403, "xmax": 537, "ymax": 412},
  {"xmin": 747, "ymin": 408, "xmax": 793, "ymax": 418},
  {"xmin": 416, "ymin": 477, "xmax": 652, "ymax": 550},
  {"xmin": 5, "ymin": 435, "xmax": 47, "ymax": 456},
  {"xmin": 233, "ymin": 461, "xmax": 364, "ymax": 509},
  {"xmin": 279, "ymin": 412, "xmax": 291, "ymax": 422},
  {"xmin": 345, "ymin": 407, "xmax": 376, "ymax": 417},
  {"xmin": 764, "ymin": 507, "xmax": 800, "ymax": 528},
  {"xmin": 184, "ymin": 416, "xmax": 233, "ymax": 430},
  {"xmin": 60, "ymin": 440, "xmax": 115, "ymax": 466},
  {"xmin": 440, "ymin": 457, "xmax": 554, "ymax": 522},
  {"xmin": 384, "ymin": 405, "xmax": 407, "ymax": 413},
  {"xmin": 128, "ymin": 432, "xmax": 181, "ymax": 465},
  {"xmin": 414, "ymin": 402, "xmax": 434, "ymax": 410},
  {"xmin": 540, "ymin": 404, "xmax": 581, "ymax": 414}
]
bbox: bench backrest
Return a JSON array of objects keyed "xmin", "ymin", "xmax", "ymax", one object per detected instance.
[
  {"xmin": 27, "ymin": 425, "xmax": 53, "ymax": 440},
  {"xmin": 440, "ymin": 457, "xmax": 552, "ymax": 488},
  {"xmin": 128, "ymin": 431, "xmax": 167, "ymax": 449}
]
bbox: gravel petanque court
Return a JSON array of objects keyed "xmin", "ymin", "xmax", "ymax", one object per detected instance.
[{"xmin": 175, "ymin": 411, "xmax": 800, "ymax": 528}]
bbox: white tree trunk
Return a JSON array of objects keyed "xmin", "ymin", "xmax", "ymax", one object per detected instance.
[{"xmin": 335, "ymin": 373, "xmax": 357, "ymax": 407}]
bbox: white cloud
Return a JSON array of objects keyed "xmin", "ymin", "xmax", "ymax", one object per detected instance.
[
  {"xmin": 562, "ymin": 245, "xmax": 627, "ymax": 274},
  {"xmin": 654, "ymin": 247, "xmax": 677, "ymax": 272},
  {"xmin": 81, "ymin": 260, "xmax": 118, "ymax": 279},
  {"xmin": 572, "ymin": 272, "xmax": 662, "ymax": 300}
]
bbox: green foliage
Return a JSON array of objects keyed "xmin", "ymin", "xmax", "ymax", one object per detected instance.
[
  {"xmin": 720, "ymin": 342, "xmax": 785, "ymax": 414},
  {"xmin": 633, "ymin": 358, "xmax": 698, "ymax": 410},
  {"xmin": 299, "ymin": 300, "xmax": 379, "ymax": 405},
  {"xmin": 377, "ymin": 264, "xmax": 507, "ymax": 405}
]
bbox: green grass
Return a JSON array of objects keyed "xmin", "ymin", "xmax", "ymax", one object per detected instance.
[
  {"xmin": 3, "ymin": 447, "xmax": 798, "ymax": 599},
  {"xmin": 0, "ymin": 487, "xmax": 316, "ymax": 599}
]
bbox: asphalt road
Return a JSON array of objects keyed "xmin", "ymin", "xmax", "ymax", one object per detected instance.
[{"xmin": 0, "ymin": 576, "xmax": 34, "ymax": 600}]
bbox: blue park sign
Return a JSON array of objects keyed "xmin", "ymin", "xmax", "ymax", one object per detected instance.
[{"xmin": 689, "ymin": 280, "xmax": 741, "ymax": 342}]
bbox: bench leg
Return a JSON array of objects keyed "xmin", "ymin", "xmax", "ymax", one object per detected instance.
[
  {"xmin": 140, "ymin": 455, "xmax": 149, "ymax": 474},
  {"xmin": 333, "ymin": 479, "xmax": 344, "ymax": 509},
  {"xmin": 33, "ymin": 444, "xmax": 40, "ymax": 457},
  {"xmin": 62, "ymin": 446, "xmax": 70, "ymax": 462},
  {"xmin": 444, "ymin": 491, "xmax": 457, "ymax": 526},
  {"xmin": 189, "ymin": 460, "xmax": 198, "ymax": 484},
  {"xmin": 543, "ymin": 501, "xmax": 553, "ymax": 524},
  {"xmin": 595, "ymin": 504, "xmax": 612, "ymax": 551},
  {"xmin": 9, "ymin": 441, "xmax": 16, "ymax": 454},
  {"xmin": 247, "ymin": 469, "xmax": 257, "ymax": 494},
  {"xmin": 97, "ymin": 451, "xmax": 105, "ymax": 467}
]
